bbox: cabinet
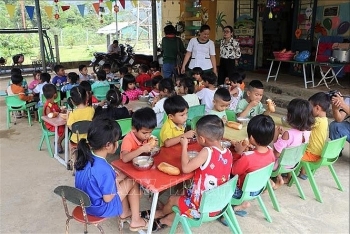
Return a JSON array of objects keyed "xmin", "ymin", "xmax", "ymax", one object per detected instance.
[{"xmin": 179, "ymin": 0, "xmax": 217, "ymax": 46}]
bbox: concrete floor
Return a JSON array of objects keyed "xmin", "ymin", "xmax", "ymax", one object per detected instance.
[{"xmin": 0, "ymin": 70, "xmax": 349, "ymax": 233}]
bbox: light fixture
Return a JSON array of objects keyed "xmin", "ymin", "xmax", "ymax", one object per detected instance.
[{"xmin": 266, "ymin": 0, "xmax": 277, "ymax": 19}]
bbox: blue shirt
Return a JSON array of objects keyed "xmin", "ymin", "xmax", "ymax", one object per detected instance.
[
  {"xmin": 75, "ymin": 154, "xmax": 122, "ymax": 217},
  {"xmin": 61, "ymin": 83, "xmax": 78, "ymax": 92},
  {"xmin": 52, "ymin": 75, "xmax": 67, "ymax": 85}
]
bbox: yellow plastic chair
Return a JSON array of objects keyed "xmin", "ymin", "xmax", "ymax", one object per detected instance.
[
  {"xmin": 54, "ymin": 185, "xmax": 106, "ymax": 234},
  {"xmin": 266, "ymin": 143, "xmax": 308, "ymax": 212},
  {"xmin": 291, "ymin": 136, "xmax": 346, "ymax": 203},
  {"xmin": 231, "ymin": 163, "xmax": 274, "ymax": 223},
  {"xmin": 169, "ymin": 176, "xmax": 241, "ymax": 234},
  {"xmin": 5, "ymin": 95, "xmax": 36, "ymax": 129}
]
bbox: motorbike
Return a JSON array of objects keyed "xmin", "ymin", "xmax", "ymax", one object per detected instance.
[
  {"xmin": 129, "ymin": 46, "xmax": 163, "ymax": 73},
  {"xmin": 90, "ymin": 44, "xmax": 134, "ymax": 73}
]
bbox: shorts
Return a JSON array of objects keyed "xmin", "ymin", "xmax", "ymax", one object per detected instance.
[
  {"xmin": 47, "ymin": 125, "xmax": 65, "ymax": 137},
  {"xmin": 233, "ymin": 187, "xmax": 262, "ymax": 199},
  {"xmin": 302, "ymin": 151, "xmax": 320, "ymax": 162}
]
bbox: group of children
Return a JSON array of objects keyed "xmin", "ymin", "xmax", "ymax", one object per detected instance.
[{"xmin": 6, "ymin": 61, "xmax": 332, "ymax": 232}]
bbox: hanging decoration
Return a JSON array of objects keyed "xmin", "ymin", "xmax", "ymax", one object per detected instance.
[
  {"xmin": 77, "ymin": 4, "xmax": 85, "ymax": 17},
  {"xmin": 106, "ymin": 1, "xmax": 113, "ymax": 12},
  {"xmin": 119, "ymin": 0, "xmax": 125, "ymax": 9},
  {"xmin": 44, "ymin": 6, "xmax": 53, "ymax": 19},
  {"xmin": 92, "ymin": 2, "xmax": 100, "ymax": 15},
  {"xmin": 5, "ymin": 4, "xmax": 16, "ymax": 19},
  {"xmin": 114, "ymin": 4, "xmax": 120, "ymax": 13},
  {"xmin": 54, "ymin": 0, "xmax": 59, "ymax": 19},
  {"xmin": 25, "ymin": 6, "xmax": 35, "ymax": 20},
  {"xmin": 99, "ymin": 0, "xmax": 105, "ymax": 23},
  {"xmin": 61, "ymin": 6, "xmax": 70, "ymax": 11},
  {"xmin": 266, "ymin": 0, "xmax": 277, "ymax": 19}
]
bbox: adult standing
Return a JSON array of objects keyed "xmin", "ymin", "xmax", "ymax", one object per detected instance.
[
  {"xmin": 218, "ymin": 26, "xmax": 241, "ymax": 85},
  {"xmin": 329, "ymin": 93, "xmax": 350, "ymax": 143},
  {"xmin": 181, "ymin": 25, "xmax": 217, "ymax": 76},
  {"xmin": 161, "ymin": 25, "xmax": 186, "ymax": 79}
]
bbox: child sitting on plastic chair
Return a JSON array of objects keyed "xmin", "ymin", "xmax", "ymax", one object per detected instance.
[{"xmin": 150, "ymin": 115, "xmax": 232, "ymax": 232}]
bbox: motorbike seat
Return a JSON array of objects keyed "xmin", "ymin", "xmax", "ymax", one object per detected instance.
[{"xmin": 95, "ymin": 52, "xmax": 108, "ymax": 56}]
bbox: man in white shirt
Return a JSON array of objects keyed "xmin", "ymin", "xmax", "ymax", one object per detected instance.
[
  {"xmin": 107, "ymin": 40, "xmax": 121, "ymax": 56},
  {"xmin": 330, "ymin": 93, "xmax": 350, "ymax": 143}
]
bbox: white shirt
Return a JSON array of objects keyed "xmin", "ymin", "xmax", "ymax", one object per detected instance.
[
  {"xmin": 107, "ymin": 44, "xmax": 120, "ymax": 54},
  {"xmin": 196, "ymin": 88, "xmax": 217, "ymax": 114},
  {"xmin": 182, "ymin": 94, "xmax": 200, "ymax": 107},
  {"xmin": 187, "ymin": 38, "xmax": 216, "ymax": 70},
  {"xmin": 33, "ymin": 81, "xmax": 48, "ymax": 106},
  {"xmin": 153, "ymin": 97, "xmax": 167, "ymax": 128}
]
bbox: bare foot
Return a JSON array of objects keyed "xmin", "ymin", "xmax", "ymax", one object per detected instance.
[
  {"xmin": 234, "ymin": 201, "xmax": 251, "ymax": 211},
  {"xmin": 273, "ymin": 175, "xmax": 284, "ymax": 190},
  {"xmin": 283, "ymin": 175, "xmax": 291, "ymax": 184}
]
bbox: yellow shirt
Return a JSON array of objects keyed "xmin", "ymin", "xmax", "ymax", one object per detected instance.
[
  {"xmin": 67, "ymin": 106, "xmax": 95, "ymax": 143},
  {"xmin": 160, "ymin": 118, "xmax": 185, "ymax": 147},
  {"xmin": 306, "ymin": 116, "xmax": 328, "ymax": 156}
]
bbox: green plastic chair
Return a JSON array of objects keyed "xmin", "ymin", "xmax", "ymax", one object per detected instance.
[
  {"xmin": 190, "ymin": 116, "xmax": 202, "ymax": 130},
  {"xmin": 169, "ymin": 175, "xmax": 241, "ymax": 234},
  {"xmin": 291, "ymin": 136, "xmax": 346, "ymax": 203},
  {"xmin": 92, "ymin": 86, "xmax": 110, "ymax": 101},
  {"xmin": 162, "ymin": 112, "xmax": 168, "ymax": 124},
  {"xmin": 5, "ymin": 95, "xmax": 36, "ymax": 129},
  {"xmin": 225, "ymin": 109, "xmax": 237, "ymax": 121},
  {"xmin": 151, "ymin": 127, "xmax": 161, "ymax": 147},
  {"xmin": 266, "ymin": 143, "xmax": 308, "ymax": 212},
  {"xmin": 231, "ymin": 163, "xmax": 274, "ymax": 223},
  {"xmin": 41, "ymin": 92, "xmax": 61, "ymax": 106},
  {"xmin": 116, "ymin": 118, "xmax": 132, "ymax": 137},
  {"xmin": 186, "ymin": 104, "xmax": 205, "ymax": 128},
  {"xmin": 37, "ymin": 107, "xmax": 54, "ymax": 157}
]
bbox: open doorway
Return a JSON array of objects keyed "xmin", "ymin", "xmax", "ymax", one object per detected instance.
[{"xmin": 257, "ymin": 1, "xmax": 294, "ymax": 72}]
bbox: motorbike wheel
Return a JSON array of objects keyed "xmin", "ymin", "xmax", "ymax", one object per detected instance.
[{"xmin": 92, "ymin": 63, "xmax": 102, "ymax": 73}]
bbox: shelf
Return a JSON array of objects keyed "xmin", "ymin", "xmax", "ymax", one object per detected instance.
[
  {"xmin": 186, "ymin": 7, "xmax": 201, "ymax": 12},
  {"xmin": 185, "ymin": 26, "xmax": 201, "ymax": 30},
  {"xmin": 183, "ymin": 16, "xmax": 201, "ymax": 21}
]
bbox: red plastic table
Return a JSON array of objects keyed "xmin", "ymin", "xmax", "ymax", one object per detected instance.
[{"xmin": 111, "ymin": 143, "xmax": 202, "ymax": 234}]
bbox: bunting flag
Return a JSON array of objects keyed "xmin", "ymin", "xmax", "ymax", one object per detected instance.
[
  {"xmin": 92, "ymin": 2, "xmax": 100, "ymax": 15},
  {"xmin": 25, "ymin": 6, "xmax": 35, "ymax": 20},
  {"xmin": 105, "ymin": 1, "xmax": 112, "ymax": 12},
  {"xmin": 44, "ymin": 6, "xmax": 53, "ymax": 19},
  {"xmin": 119, "ymin": 0, "xmax": 125, "ymax": 9},
  {"xmin": 5, "ymin": 4, "xmax": 16, "ymax": 19},
  {"xmin": 77, "ymin": 4, "xmax": 85, "ymax": 17},
  {"xmin": 61, "ymin": 6, "xmax": 70, "ymax": 11},
  {"xmin": 131, "ymin": 0, "xmax": 137, "ymax": 8}
]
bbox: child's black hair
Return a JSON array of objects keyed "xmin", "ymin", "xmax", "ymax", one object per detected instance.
[
  {"xmin": 287, "ymin": 98, "xmax": 315, "ymax": 131},
  {"xmin": 11, "ymin": 74, "xmax": 23, "ymax": 85},
  {"xmin": 139, "ymin": 64, "xmax": 149, "ymax": 73},
  {"xmin": 132, "ymin": 107, "xmax": 157, "ymax": 131},
  {"xmin": 152, "ymin": 75, "xmax": 163, "ymax": 88},
  {"xmin": 214, "ymin": 87, "xmax": 231, "ymax": 102},
  {"xmin": 191, "ymin": 67, "xmax": 203, "ymax": 76},
  {"xmin": 11, "ymin": 67, "xmax": 22, "ymax": 75},
  {"xmin": 164, "ymin": 25, "xmax": 176, "ymax": 35},
  {"xmin": 158, "ymin": 78, "xmax": 175, "ymax": 94},
  {"xmin": 119, "ymin": 66, "xmax": 128, "ymax": 75},
  {"xmin": 54, "ymin": 64, "xmax": 64, "ymax": 74},
  {"xmin": 33, "ymin": 70, "xmax": 42, "ymax": 77},
  {"xmin": 196, "ymin": 115, "xmax": 224, "ymax": 141},
  {"xmin": 67, "ymin": 72, "xmax": 79, "ymax": 84},
  {"xmin": 40, "ymin": 72, "xmax": 51, "ymax": 83},
  {"xmin": 102, "ymin": 63, "xmax": 111, "ymax": 70},
  {"xmin": 202, "ymin": 71, "xmax": 217, "ymax": 85},
  {"xmin": 106, "ymin": 89, "xmax": 122, "ymax": 107},
  {"xmin": 96, "ymin": 70, "xmax": 107, "ymax": 81},
  {"xmin": 180, "ymin": 77, "xmax": 195, "ymax": 94},
  {"xmin": 78, "ymin": 64, "xmax": 87, "ymax": 71},
  {"xmin": 75, "ymin": 117, "xmax": 121, "ymax": 170},
  {"xmin": 122, "ymin": 73, "xmax": 136, "ymax": 91},
  {"xmin": 79, "ymin": 81, "xmax": 93, "ymax": 106},
  {"xmin": 247, "ymin": 115, "xmax": 275, "ymax": 146},
  {"xmin": 150, "ymin": 61, "xmax": 160, "ymax": 70},
  {"xmin": 164, "ymin": 95, "xmax": 189, "ymax": 116},
  {"xmin": 43, "ymin": 83, "xmax": 57, "ymax": 99},
  {"xmin": 228, "ymin": 72, "xmax": 243, "ymax": 84},
  {"xmin": 248, "ymin": 80, "xmax": 264, "ymax": 91},
  {"xmin": 68, "ymin": 86, "xmax": 87, "ymax": 108},
  {"xmin": 308, "ymin": 92, "xmax": 331, "ymax": 111}
]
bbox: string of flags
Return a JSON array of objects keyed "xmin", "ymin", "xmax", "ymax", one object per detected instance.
[{"xmin": 4, "ymin": 0, "xmax": 125, "ymax": 21}]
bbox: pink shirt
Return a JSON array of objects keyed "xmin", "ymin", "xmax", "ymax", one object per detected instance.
[
  {"xmin": 274, "ymin": 129, "xmax": 311, "ymax": 153},
  {"xmin": 28, "ymin": 80, "xmax": 40, "ymax": 90},
  {"xmin": 123, "ymin": 88, "xmax": 143, "ymax": 101}
]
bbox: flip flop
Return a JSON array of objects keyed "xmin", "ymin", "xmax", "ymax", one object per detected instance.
[
  {"xmin": 152, "ymin": 218, "xmax": 167, "ymax": 232},
  {"xmin": 129, "ymin": 218, "xmax": 148, "ymax": 232},
  {"xmin": 234, "ymin": 210, "xmax": 248, "ymax": 217},
  {"xmin": 298, "ymin": 174, "xmax": 308, "ymax": 180},
  {"xmin": 140, "ymin": 209, "xmax": 150, "ymax": 219}
]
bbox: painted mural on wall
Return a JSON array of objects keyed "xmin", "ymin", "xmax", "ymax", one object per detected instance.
[{"xmin": 315, "ymin": 2, "xmax": 350, "ymax": 39}]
